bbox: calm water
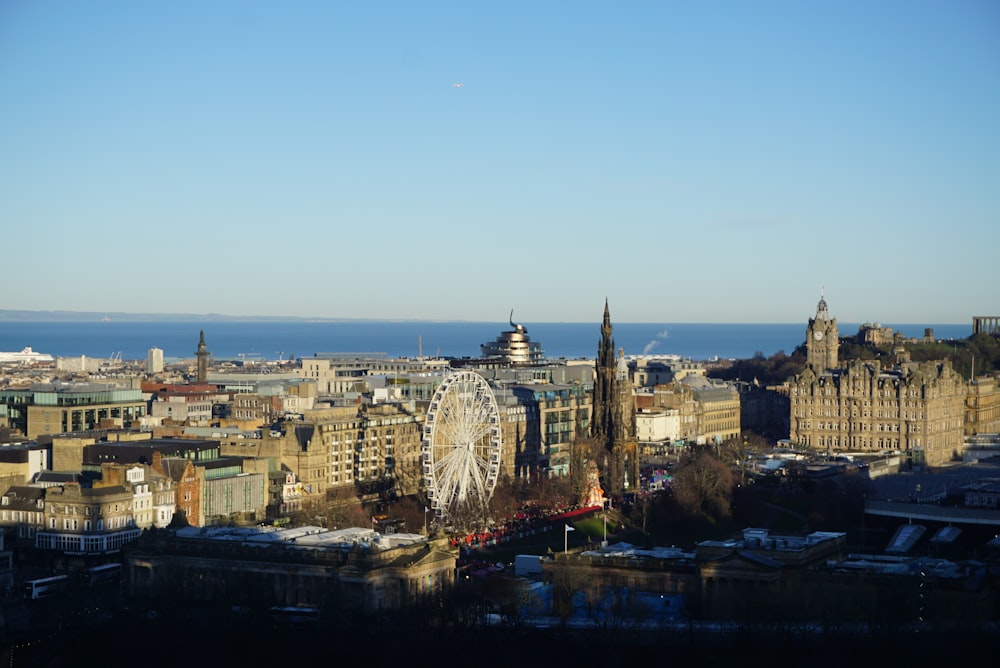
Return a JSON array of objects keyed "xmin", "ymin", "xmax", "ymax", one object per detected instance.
[{"xmin": 0, "ymin": 320, "xmax": 973, "ymax": 362}]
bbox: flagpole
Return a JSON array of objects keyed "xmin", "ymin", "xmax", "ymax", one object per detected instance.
[{"xmin": 564, "ymin": 523, "xmax": 575, "ymax": 554}]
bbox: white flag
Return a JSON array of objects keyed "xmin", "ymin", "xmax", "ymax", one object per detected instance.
[{"xmin": 565, "ymin": 524, "xmax": 575, "ymax": 532}]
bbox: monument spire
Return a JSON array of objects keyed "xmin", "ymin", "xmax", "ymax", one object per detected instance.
[{"xmin": 195, "ymin": 330, "xmax": 209, "ymax": 383}]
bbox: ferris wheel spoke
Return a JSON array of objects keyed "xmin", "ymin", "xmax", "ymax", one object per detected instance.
[
  {"xmin": 432, "ymin": 446, "xmax": 465, "ymax": 483},
  {"xmin": 433, "ymin": 421, "xmax": 460, "ymax": 448},
  {"xmin": 437, "ymin": 450, "xmax": 475, "ymax": 497}
]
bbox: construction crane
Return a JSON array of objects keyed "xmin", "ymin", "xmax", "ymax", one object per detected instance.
[{"xmin": 237, "ymin": 352, "xmax": 263, "ymax": 365}]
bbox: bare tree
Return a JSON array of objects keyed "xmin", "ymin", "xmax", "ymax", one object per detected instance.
[
  {"xmin": 551, "ymin": 559, "xmax": 600, "ymax": 626},
  {"xmin": 671, "ymin": 447, "xmax": 736, "ymax": 523},
  {"xmin": 568, "ymin": 436, "xmax": 602, "ymax": 505}
]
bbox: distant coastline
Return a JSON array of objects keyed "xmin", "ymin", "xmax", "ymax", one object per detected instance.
[
  {"xmin": 0, "ymin": 309, "xmax": 969, "ymax": 326},
  {"xmin": 0, "ymin": 318, "xmax": 974, "ymax": 362},
  {"xmin": 0, "ymin": 309, "xmax": 470, "ymax": 324}
]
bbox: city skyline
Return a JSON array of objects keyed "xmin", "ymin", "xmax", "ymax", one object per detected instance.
[{"xmin": 2, "ymin": 2, "xmax": 997, "ymax": 324}]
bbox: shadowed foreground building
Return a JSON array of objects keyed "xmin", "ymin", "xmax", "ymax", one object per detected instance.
[
  {"xmin": 543, "ymin": 527, "xmax": 994, "ymax": 624},
  {"xmin": 126, "ymin": 525, "xmax": 458, "ymax": 612}
]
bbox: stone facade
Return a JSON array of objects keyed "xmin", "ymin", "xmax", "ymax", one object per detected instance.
[
  {"xmin": 96, "ymin": 463, "xmax": 176, "ymax": 529},
  {"xmin": 631, "ymin": 357, "xmax": 706, "ymax": 387},
  {"xmin": 153, "ymin": 454, "xmax": 201, "ymax": 527},
  {"xmin": 805, "ymin": 293, "xmax": 839, "ymax": 371},
  {"xmin": 592, "ymin": 301, "xmax": 639, "ymax": 494},
  {"xmin": 148, "ymin": 390, "xmax": 222, "ymax": 425},
  {"xmin": 0, "ymin": 486, "xmax": 46, "ymax": 544},
  {"xmin": 269, "ymin": 402, "xmax": 426, "ymax": 506},
  {"xmin": 195, "ymin": 330, "xmax": 209, "ymax": 384},
  {"xmin": 0, "ymin": 442, "xmax": 48, "ymax": 484},
  {"xmin": 790, "ymin": 297, "xmax": 967, "ymax": 467},
  {"xmin": 652, "ymin": 384, "xmax": 699, "ymax": 441},
  {"xmin": 18, "ymin": 482, "xmax": 145, "ymax": 554},
  {"xmin": 127, "ymin": 526, "xmax": 458, "ymax": 613},
  {"xmin": 230, "ymin": 392, "xmax": 280, "ymax": 427},
  {"xmin": 635, "ymin": 407, "xmax": 681, "ymax": 443},
  {"xmin": 681, "ymin": 376, "xmax": 741, "ymax": 445},
  {"xmin": 965, "ymin": 375, "xmax": 1000, "ymax": 436}
]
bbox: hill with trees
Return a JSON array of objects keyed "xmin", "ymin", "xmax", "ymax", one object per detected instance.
[{"xmin": 708, "ymin": 331, "xmax": 1000, "ymax": 386}]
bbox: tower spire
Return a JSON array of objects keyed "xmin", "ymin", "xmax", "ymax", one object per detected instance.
[
  {"xmin": 816, "ymin": 288, "xmax": 829, "ymax": 321},
  {"xmin": 592, "ymin": 300, "xmax": 638, "ymax": 497}
]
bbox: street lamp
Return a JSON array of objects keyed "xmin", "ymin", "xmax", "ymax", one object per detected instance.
[{"xmin": 602, "ymin": 506, "xmax": 608, "ymax": 547}]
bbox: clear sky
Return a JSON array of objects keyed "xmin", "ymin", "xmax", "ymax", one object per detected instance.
[{"xmin": 1, "ymin": 1, "xmax": 997, "ymax": 324}]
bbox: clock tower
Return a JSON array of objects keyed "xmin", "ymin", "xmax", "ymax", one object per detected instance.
[{"xmin": 806, "ymin": 291, "xmax": 839, "ymax": 370}]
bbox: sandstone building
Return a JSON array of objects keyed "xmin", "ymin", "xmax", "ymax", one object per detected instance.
[
  {"xmin": 127, "ymin": 525, "xmax": 458, "ymax": 613},
  {"xmin": 789, "ymin": 296, "xmax": 967, "ymax": 467}
]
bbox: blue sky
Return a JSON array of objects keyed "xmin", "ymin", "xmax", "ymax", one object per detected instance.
[{"xmin": 2, "ymin": 1, "xmax": 997, "ymax": 324}]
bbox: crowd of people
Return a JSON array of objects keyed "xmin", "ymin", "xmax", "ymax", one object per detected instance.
[{"xmin": 450, "ymin": 502, "xmax": 604, "ymax": 557}]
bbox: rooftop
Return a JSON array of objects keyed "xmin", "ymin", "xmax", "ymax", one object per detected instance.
[{"xmin": 174, "ymin": 525, "xmax": 428, "ymax": 551}]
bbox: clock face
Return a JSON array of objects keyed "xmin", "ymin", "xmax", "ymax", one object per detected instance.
[{"xmin": 813, "ymin": 329, "xmax": 824, "ymax": 341}]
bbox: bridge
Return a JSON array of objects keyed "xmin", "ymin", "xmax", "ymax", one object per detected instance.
[{"xmin": 865, "ymin": 500, "xmax": 1000, "ymax": 526}]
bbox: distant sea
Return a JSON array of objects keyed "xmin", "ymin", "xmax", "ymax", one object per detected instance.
[{"xmin": 0, "ymin": 320, "xmax": 974, "ymax": 363}]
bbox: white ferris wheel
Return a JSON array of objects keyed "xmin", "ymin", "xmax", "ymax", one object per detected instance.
[{"xmin": 422, "ymin": 370, "xmax": 502, "ymax": 524}]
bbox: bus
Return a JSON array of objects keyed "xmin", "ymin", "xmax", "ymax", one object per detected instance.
[
  {"xmin": 81, "ymin": 563, "xmax": 123, "ymax": 588},
  {"xmin": 24, "ymin": 574, "xmax": 70, "ymax": 600}
]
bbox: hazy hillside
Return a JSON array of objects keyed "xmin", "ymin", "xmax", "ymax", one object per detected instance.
[{"xmin": 0, "ymin": 310, "xmax": 352, "ymax": 323}]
